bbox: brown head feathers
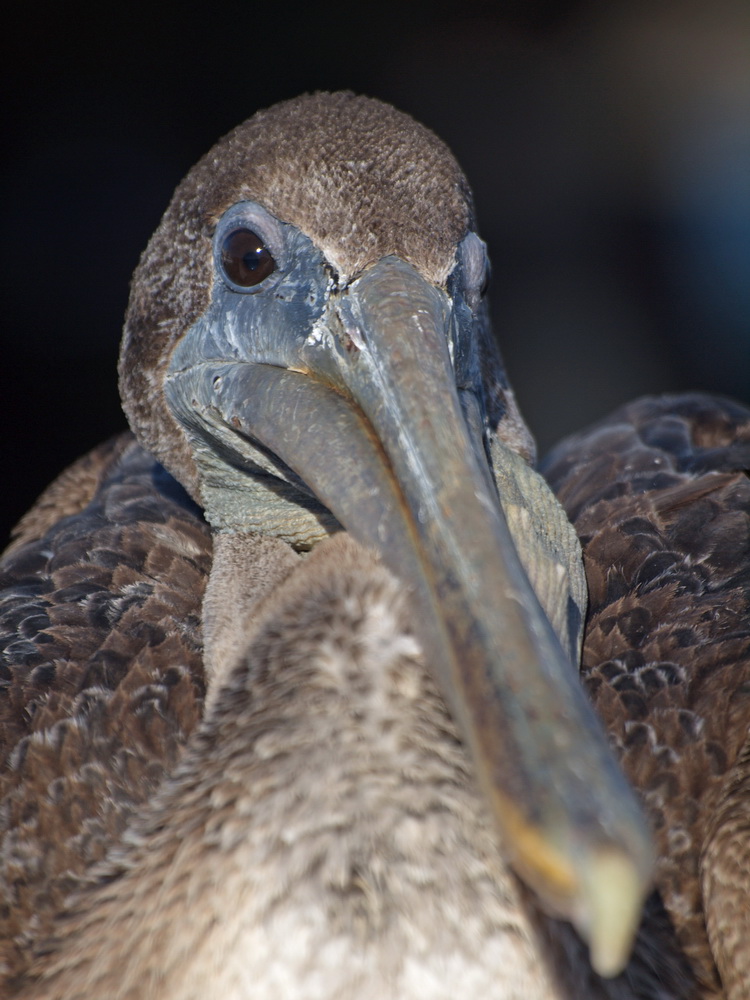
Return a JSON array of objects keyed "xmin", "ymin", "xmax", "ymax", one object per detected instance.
[{"xmin": 120, "ymin": 92, "xmax": 474, "ymax": 498}]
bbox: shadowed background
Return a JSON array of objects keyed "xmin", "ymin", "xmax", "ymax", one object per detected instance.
[{"xmin": 2, "ymin": 0, "xmax": 748, "ymax": 546}]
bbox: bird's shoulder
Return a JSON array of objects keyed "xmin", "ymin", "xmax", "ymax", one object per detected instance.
[
  {"xmin": 543, "ymin": 392, "xmax": 750, "ymax": 745},
  {"xmin": 543, "ymin": 392, "xmax": 750, "ymax": 995},
  {"xmin": 0, "ymin": 434, "xmax": 212, "ymax": 983}
]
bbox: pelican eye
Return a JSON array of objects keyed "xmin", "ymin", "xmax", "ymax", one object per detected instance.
[{"xmin": 220, "ymin": 228, "xmax": 276, "ymax": 287}]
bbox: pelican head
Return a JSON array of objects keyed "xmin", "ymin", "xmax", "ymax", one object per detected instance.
[{"xmin": 119, "ymin": 92, "xmax": 652, "ymax": 975}]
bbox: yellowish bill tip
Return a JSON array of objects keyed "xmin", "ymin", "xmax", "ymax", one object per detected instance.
[
  {"xmin": 491, "ymin": 792, "xmax": 648, "ymax": 979},
  {"xmin": 579, "ymin": 849, "xmax": 646, "ymax": 978}
]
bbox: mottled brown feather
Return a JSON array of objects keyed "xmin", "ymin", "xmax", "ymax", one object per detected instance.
[
  {"xmin": 543, "ymin": 393, "xmax": 750, "ymax": 1000},
  {"xmin": 0, "ymin": 436, "xmax": 212, "ymax": 983}
]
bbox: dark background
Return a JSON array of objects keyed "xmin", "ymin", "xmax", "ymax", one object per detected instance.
[{"xmin": 2, "ymin": 0, "xmax": 748, "ymax": 547}]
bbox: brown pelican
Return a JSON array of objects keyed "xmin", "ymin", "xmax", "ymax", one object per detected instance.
[{"xmin": 0, "ymin": 91, "xmax": 744, "ymax": 998}]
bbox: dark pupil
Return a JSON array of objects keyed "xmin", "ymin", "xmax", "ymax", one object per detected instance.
[{"xmin": 221, "ymin": 228, "xmax": 276, "ymax": 287}]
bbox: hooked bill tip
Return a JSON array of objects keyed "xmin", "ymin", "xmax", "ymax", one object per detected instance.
[
  {"xmin": 490, "ymin": 792, "xmax": 649, "ymax": 979},
  {"xmin": 577, "ymin": 848, "xmax": 648, "ymax": 979}
]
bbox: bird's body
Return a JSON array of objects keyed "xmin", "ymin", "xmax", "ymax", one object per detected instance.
[
  {"xmin": 0, "ymin": 435, "xmax": 690, "ymax": 1000},
  {"xmin": 0, "ymin": 93, "xmax": 747, "ymax": 999}
]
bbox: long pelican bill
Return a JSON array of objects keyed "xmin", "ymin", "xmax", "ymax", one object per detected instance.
[{"xmin": 166, "ymin": 250, "xmax": 653, "ymax": 977}]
